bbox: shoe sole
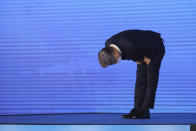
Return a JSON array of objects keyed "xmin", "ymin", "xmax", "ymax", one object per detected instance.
[
  {"xmin": 131, "ymin": 114, "xmax": 150, "ymax": 119},
  {"xmin": 122, "ymin": 115, "xmax": 150, "ymax": 119}
]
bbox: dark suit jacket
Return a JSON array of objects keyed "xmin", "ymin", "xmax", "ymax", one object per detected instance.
[{"xmin": 105, "ymin": 30, "xmax": 164, "ymax": 62}]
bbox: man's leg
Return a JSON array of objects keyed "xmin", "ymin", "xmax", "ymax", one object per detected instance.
[
  {"xmin": 141, "ymin": 63, "xmax": 161, "ymax": 110},
  {"xmin": 122, "ymin": 62, "xmax": 148, "ymax": 119},
  {"xmin": 134, "ymin": 62, "xmax": 147, "ymax": 110},
  {"xmin": 141, "ymin": 43, "xmax": 165, "ymax": 110}
]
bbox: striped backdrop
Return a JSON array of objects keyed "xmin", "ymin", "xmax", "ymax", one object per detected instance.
[{"xmin": 0, "ymin": 0, "xmax": 196, "ymax": 115}]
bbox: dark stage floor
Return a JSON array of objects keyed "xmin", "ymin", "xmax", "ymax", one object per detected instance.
[{"xmin": 0, "ymin": 113, "xmax": 196, "ymax": 125}]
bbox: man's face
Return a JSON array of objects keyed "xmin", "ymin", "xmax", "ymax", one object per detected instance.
[
  {"xmin": 112, "ymin": 51, "xmax": 121, "ymax": 64},
  {"xmin": 116, "ymin": 56, "xmax": 121, "ymax": 63}
]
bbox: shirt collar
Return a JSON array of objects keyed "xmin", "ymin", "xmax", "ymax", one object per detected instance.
[{"xmin": 109, "ymin": 44, "xmax": 121, "ymax": 54}]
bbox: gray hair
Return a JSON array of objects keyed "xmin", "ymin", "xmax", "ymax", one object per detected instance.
[{"xmin": 98, "ymin": 47, "xmax": 116, "ymax": 67}]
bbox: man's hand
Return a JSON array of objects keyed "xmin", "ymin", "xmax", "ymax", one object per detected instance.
[{"xmin": 144, "ymin": 56, "xmax": 151, "ymax": 65}]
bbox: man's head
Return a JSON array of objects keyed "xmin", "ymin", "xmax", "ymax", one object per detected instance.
[{"xmin": 98, "ymin": 47, "xmax": 121, "ymax": 68}]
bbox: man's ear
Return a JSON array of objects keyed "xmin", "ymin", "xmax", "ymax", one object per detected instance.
[
  {"xmin": 114, "ymin": 49, "xmax": 121, "ymax": 57},
  {"xmin": 113, "ymin": 49, "xmax": 118, "ymax": 57}
]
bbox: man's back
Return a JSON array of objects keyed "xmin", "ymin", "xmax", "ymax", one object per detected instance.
[{"xmin": 105, "ymin": 29, "xmax": 164, "ymax": 62}]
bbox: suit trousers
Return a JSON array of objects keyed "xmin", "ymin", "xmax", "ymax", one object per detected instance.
[{"xmin": 134, "ymin": 42, "xmax": 165, "ymax": 110}]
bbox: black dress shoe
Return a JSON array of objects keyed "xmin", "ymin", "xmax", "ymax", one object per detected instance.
[
  {"xmin": 121, "ymin": 108, "xmax": 137, "ymax": 118},
  {"xmin": 131, "ymin": 109, "xmax": 150, "ymax": 119}
]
